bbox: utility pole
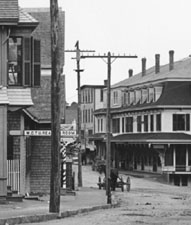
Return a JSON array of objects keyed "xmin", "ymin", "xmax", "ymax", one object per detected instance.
[
  {"xmin": 49, "ymin": 0, "xmax": 61, "ymax": 213},
  {"xmin": 81, "ymin": 52, "xmax": 137, "ymax": 204},
  {"xmin": 65, "ymin": 42, "xmax": 95, "ymax": 187}
]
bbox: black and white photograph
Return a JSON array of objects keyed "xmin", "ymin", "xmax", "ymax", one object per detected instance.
[{"xmin": 1, "ymin": 0, "xmax": 191, "ymax": 224}]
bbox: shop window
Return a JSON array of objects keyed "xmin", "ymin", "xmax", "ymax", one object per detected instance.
[
  {"xmin": 173, "ymin": 114, "xmax": 190, "ymax": 131},
  {"xmin": 8, "ymin": 37, "xmax": 41, "ymax": 87}
]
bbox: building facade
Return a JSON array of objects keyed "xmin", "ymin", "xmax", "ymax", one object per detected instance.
[
  {"xmin": 80, "ymin": 81, "xmax": 107, "ymax": 163},
  {"xmin": 92, "ymin": 51, "xmax": 191, "ymax": 186},
  {"xmin": 0, "ymin": 0, "xmax": 41, "ymax": 198}
]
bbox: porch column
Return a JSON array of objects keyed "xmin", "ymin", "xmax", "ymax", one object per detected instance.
[
  {"xmin": 0, "ymin": 106, "xmax": 7, "ymax": 198},
  {"xmin": 173, "ymin": 146, "xmax": 176, "ymax": 167},
  {"xmin": 20, "ymin": 114, "xmax": 26, "ymax": 195}
]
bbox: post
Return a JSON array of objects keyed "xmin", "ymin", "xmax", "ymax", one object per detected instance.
[
  {"xmin": 75, "ymin": 41, "xmax": 83, "ymax": 187},
  {"xmin": 106, "ymin": 52, "xmax": 111, "ymax": 204},
  {"xmin": 49, "ymin": 0, "xmax": 61, "ymax": 213}
]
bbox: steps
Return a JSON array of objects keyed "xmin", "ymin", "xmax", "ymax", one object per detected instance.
[{"xmin": 6, "ymin": 186, "xmax": 23, "ymax": 202}]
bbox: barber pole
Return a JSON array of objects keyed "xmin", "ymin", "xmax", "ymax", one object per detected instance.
[{"xmin": 60, "ymin": 142, "xmax": 66, "ymax": 189}]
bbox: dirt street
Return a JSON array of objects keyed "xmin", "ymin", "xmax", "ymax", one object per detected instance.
[{"xmin": 24, "ymin": 165, "xmax": 191, "ymax": 225}]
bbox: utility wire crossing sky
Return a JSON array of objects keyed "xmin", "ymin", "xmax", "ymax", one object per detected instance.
[{"xmin": 20, "ymin": 0, "xmax": 191, "ymax": 103}]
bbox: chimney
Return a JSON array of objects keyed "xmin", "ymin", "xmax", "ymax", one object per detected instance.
[
  {"xmin": 142, "ymin": 58, "xmax": 146, "ymax": 76},
  {"xmin": 169, "ymin": 50, "xmax": 174, "ymax": 71},
  {"xmin": 128, "ymin": 69, "xmax": 133, "ymax": 78},
  {"xmin": 104, "ymin": 79, "xmax": 108, "ymax": 86},
  {"xmin": 155, "ymin": 54, "xmax": 160, "ymax": 74}
]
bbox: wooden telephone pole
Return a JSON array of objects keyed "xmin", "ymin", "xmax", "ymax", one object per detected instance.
[
  {"xmin": 81, "ymin": 52, "xmax": 137, "ymax": 204},
  {"xmin": 65, "ymin": 42, "xmax": 95, "ymax": 187},
  {"xmin": 49, "ymin": 0, "xmax": 61, "ymax": 213}
]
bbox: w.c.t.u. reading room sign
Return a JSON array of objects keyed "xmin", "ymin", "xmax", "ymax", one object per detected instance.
[{"xmin": 24, "ymin": 123, "xmax": 77, "ymax": 137}]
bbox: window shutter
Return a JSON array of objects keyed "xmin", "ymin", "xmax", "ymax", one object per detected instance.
[
  {"xmin": 32, "ymin": 39, "xmax": 41, "ymax": 87},
  {"xmin": 23, "ymin": 37, "xmax": 31, "ymax": 86}
]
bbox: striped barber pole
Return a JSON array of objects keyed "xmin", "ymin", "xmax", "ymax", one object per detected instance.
[{"xmin": 60, "ymin": 142, "xmax": 67, "ymax": 189}]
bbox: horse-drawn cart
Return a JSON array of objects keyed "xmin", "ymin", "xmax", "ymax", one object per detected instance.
[{"xmin": 97, "ymin": 176, "xmax": 130, "ymax": 192}]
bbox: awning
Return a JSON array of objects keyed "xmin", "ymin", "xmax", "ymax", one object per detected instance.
[{"xmin": 111, "ymin": 132, "xmax": 191, "ymax": 145}]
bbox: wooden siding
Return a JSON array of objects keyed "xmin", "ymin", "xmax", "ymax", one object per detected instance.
[{"xmin": 7, "ymin": 88, "xmax": 33, "ymax": 106}]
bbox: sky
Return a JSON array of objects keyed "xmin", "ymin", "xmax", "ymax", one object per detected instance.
[{"xmin": 19, "ymin": 0, "xmax": 191, "ymax": 103}]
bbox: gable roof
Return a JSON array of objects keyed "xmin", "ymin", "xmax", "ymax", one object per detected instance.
[
  {"xmin": 0, "ymin": 0, "xmax": 19, "ymax": 25},
  {"xmin": 24, "ymin": 8, "xmax": 65, "ymax": 68},
  {"xmin": 24, "ymin": 75, "xmax": 65, "ymax": 123},
  {"xmin": 112, "ymin": 57, "xmax": 191, "ymax": 89}
]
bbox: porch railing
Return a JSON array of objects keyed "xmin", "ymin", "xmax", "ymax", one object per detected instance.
[
  {"xmin": 7, "ymin": 159, "xmax": 20, "ymax": 193},
  {"xmin": 176, "ymin": 165, "xmax": 186, "ymax": 172}
]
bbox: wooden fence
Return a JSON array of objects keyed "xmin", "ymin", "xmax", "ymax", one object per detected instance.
[{"xmin": 7, "ymin": 159, "xmax": 20, "ymax": 192}]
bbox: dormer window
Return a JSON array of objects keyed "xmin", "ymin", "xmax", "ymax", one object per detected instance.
[
  {"xmin": 148, "ymin": 87, "xmax": 154, "ymax": 103},
  {"xmin": 8, "ymin": 37, "xmax": 41, "ymax": 87}
]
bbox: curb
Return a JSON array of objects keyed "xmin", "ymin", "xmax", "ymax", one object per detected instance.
[{"xmin": 0, "ymin": 203, "xmax": 119, "ymax": 225}]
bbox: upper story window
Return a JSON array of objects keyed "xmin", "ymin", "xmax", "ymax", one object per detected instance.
[
  {"xmin": 126, "ymin": 117, "xmax": 133, "ymax": 132},
  {"xmin": 144, "ymin": 115, "xmax": 148, "ymax": 132},
  {"xmin": 8, "ymin": 37, "xmax": 41, "ymax": 87},
  {"xmin": 137, "ymin": 115, "xmax": 142, "ymax": 132},
  {"xmin": 150, "ymin": 114, "xmax": 154, "ymax": 131},
  {"xmin": 100, "ymin": 89, "xmax": 104, "ymax": 102},
  {"xmin": 156, "ymin": 114, "xmax": 161, "ymax": 131},
  {"xmin": 148, "ymin": 87, "xmax": 154, "ymax": 103},
  {"xmin": 112, "ymin": 118, "xmax": 120, "ymax": 133},
  {"xmin": 113, "ymin": 91, "xmax": 118, "ymax": 105},
  {"xmin": 173, "ymin": 114, "xmax": 190, "ymax": 131}
]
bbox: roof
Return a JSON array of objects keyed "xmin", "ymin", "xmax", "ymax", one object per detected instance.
[
  {"xmin": 24, "ymin": 75, "xmax": 65, "ymax": 123},
  {"xmin": 7, "ymin": 88, "xmax": 33, "ymax": 106},
  {"xmin": 0, "ymin": 0, "xmax": 19, "ymax": 25},
  {"xmin": 112, "ymin": 57, "xmax": 191, "ymax": 89},
  {"xmin": 18, "ymin": 8, "xmax": 38, "ymax": 26},
  {"xmin": 81, "ymin": 84, "xmax": 106, "ymax": 90},
  {"xmin": 111, "ymin": 132, "xmax": 191, "ymax": 144},
  {"xmin": 89, "ymin": 133, "xmax": 106, "ymax": 141},
  {"xmin": 25, "ymin": 8, "xmax": 65, "ymax": 68},
  {"xmin": 94, "ymin": 81, "xmax": 191, "ymax": 115}
]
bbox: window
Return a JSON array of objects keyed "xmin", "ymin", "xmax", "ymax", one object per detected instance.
[
  {"xmin": 173, "ymin": 114, "xmax": 190, "ymax": 131},
  {"xmin": 150, "ymin": 115, "xmax": 154, "ymax": 131},
  {"xmin": 122, "ymin": 117, "xmax": 125, "ymax": 133},
  {"xmin": 100, "ymin": 89, "xmax": 104, "ymax": 102},
  {"xmin": 137, "ymin": 116, "xmax": 142, "ymax": 132},
  {"xmin": 126, "ymin": 117, "xmax": 133, "ymax": 132},
  {"xmin": 165, "ymin": 146, "xmax": 173, "ymax": 166},
  {"xmin": 113, "ymin": 91, "xmax": 118, "ymax": 105},
  {"xmin": 148, "ymin": 87, "xmax": 154, "ymax": 103},
  {"xmin": 156, "ymin": 114, "xmax": 161, "ymax": 131},
  {"xmin": 144, "ymin": 115, "xmax": 148, "ymax": 132},
  {"xmin": 8, "ymin": 37, "xmax": 41, "ymax": 87},
  {"xmin": 112, "ymin": 118, "xmax": 120, "ymax": 133}
]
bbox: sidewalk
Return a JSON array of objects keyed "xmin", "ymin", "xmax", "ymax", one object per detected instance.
[
  {"xmin": 0, "ymin": 187, "xmax": 117, "ymax": 225},
  {"xmin": 0, "ymin": 165, "xmax": 118, "ymax": 225}
]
